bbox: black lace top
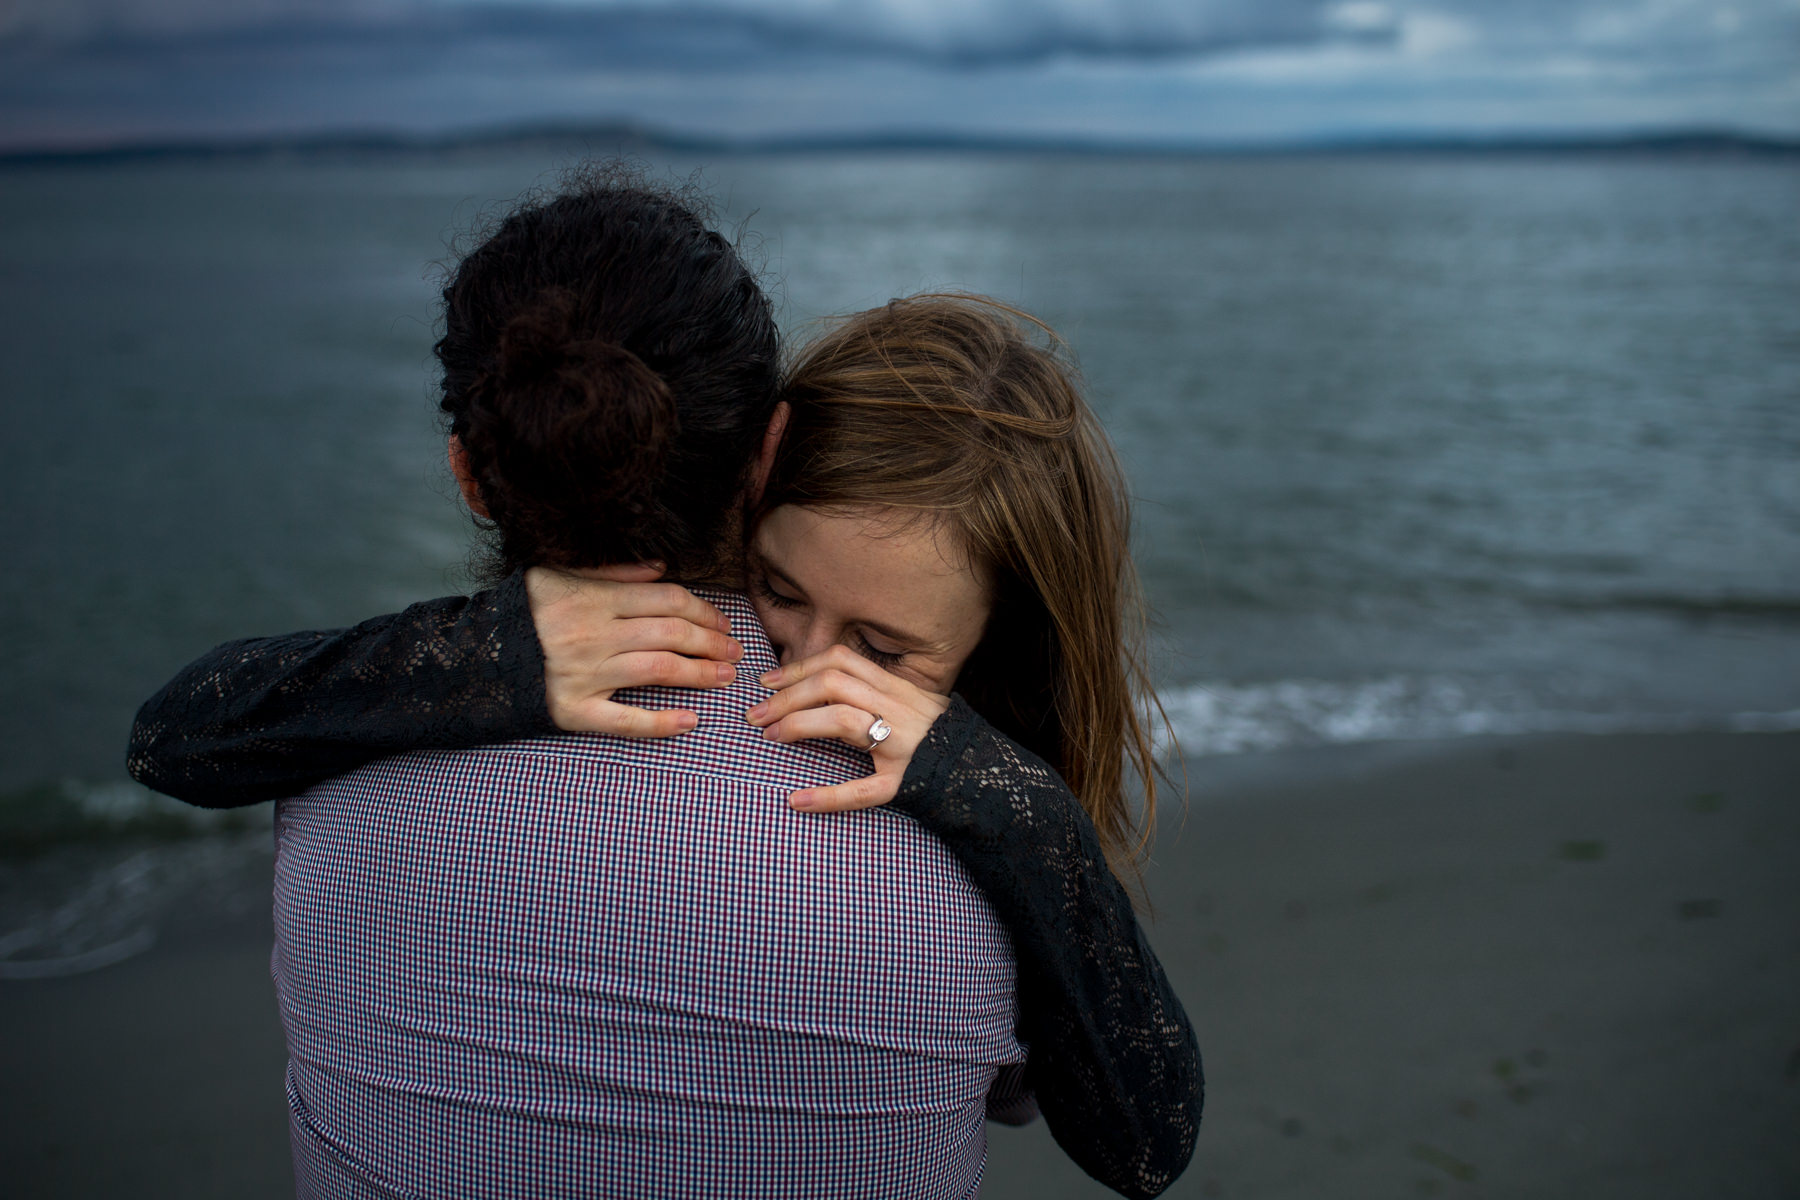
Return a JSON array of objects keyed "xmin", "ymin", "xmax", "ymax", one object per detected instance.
[{"xmin": 127, "ymin": 573, "xmax": 1201, "ymax": 1198}]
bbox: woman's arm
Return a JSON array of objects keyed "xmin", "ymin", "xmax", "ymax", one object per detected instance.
[
  {"xmin": 127, "ymin": 574, "xmax": 555, "ymax": 808},
  {"xmin": 749, "ymin": 652, "xmax": 1200, "ymax": 1197},
  {"xmin": 894, "ymin": 696, "xmax": 1202, "ymax": 1200},
  {"xmin": 126, "ymin": 568, "xmax": 742, "ymax": 808}
]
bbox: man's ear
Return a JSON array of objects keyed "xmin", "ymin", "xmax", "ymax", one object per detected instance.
[
  {"xmin": 447, "ymin": 435, "xmax": 490, "ymax": 519},
  {"xmin": 746, "ymin": 401, "xmax": 790, "ymax": 507}
]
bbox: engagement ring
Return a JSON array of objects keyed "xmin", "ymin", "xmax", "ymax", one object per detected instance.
[{"xmin": 866, "ymin": 716, "xmax": 894, "ymax": 750}]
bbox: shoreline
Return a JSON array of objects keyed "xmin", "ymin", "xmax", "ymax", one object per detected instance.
[{"xmin": 4, "ymin": 729, "xmax": 1797, "ymax": 1198}]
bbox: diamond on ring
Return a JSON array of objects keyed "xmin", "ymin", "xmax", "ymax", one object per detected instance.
[{"xmin": 866, "ymin": 716, "xmax": 894, "ymax": 750}]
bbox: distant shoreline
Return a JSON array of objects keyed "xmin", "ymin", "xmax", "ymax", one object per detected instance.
[{"xmin": 4, "ymin": 125, "xmax": 1798, "ymax": 168}]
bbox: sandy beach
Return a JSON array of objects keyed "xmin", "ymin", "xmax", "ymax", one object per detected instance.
[{"xmin": 4, "ymin": 729, "xmax": 1796, "ymax": 1199}]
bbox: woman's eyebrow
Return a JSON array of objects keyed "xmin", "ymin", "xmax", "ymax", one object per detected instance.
[
  {"xmin": 857, "ymin": 616, "xmax": 929, "ymax": 647},
  {"xmin": 754, "ymin": 553, "xmax": 805, "ymax": 597}
]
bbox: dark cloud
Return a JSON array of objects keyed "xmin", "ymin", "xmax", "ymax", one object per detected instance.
[
  {"xmin": 3, "ymin": 0, "xmax": 1389, "ymax": 62},
  {"xmin": 0, "ymin": 0, "xmax": 395, "ymax": 43},
  {"xmin": 1, "ymin": 0, "xmax": 1794, "ymax": 151}
]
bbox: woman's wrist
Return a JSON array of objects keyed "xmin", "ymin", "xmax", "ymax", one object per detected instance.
[{"xmin": 890, "ymin": 694, "xmax": 982, "ymax": 816}]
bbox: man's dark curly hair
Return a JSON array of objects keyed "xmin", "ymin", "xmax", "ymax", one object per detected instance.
[{"xmin": 436, "ymin": 163, "xmax": 779, "ymax": 583}]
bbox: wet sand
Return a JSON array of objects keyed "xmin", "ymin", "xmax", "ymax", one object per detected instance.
[
  {"xmin": 994, "ymin": 729, "xmax": 1800, "ymax": 1198},
  {"xmin": 0, "ymin": 896, "xmax": 291, "ymax": 1197},
  {"xmin": 3, "ymin": 731, "xmax": 1797, "ymax": 1199}
]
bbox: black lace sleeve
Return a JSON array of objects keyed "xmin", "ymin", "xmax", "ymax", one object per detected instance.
[
  {"xmin": 893, "ymin": 695, "xmax": 1202, "ymax": 1200},
  {"xmin": 126, "ymin": 572, "xmax": 554, "ymax": 808}
]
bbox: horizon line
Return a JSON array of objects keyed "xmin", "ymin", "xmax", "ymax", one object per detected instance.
[{"xmin": 4, "ymin": 122, "xmax": 1799, "ymax": 166}]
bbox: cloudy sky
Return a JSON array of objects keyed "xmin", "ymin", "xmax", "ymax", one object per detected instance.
[{"xmin": 2, "ymin": 0, "xmax": 1797, "ymax": 151}]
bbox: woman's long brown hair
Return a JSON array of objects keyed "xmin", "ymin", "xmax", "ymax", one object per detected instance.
[{"xmin": 769, "ymin": 293, "xmax": 1174, "ymax": 880}]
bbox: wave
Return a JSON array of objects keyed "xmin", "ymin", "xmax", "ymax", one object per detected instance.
[
  {"xmin": 0, "ymin": 778, "xmax": 268, "ymax": 857},
  {"xmin": 0, "ymin": 794, "xmax": 272, "ymax": 979},
  {"xmin": 0, "ymin": 926, "xmax": 156, "ymax": 980},
  {"xmin": 1156, "ymin": 676, "xmax": 1800, "ymax": 758},
  {"xmin": 0, "ymin": 838, "xmax": 271, "ymax": 980}
]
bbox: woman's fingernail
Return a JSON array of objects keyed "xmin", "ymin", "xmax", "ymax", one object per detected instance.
[
  {"xmin": 759, "ymin": 669, "xmax": 781, "ymax": 686},
  {"xmin": 715, "ymin": 663, "xmax": 735, "ymax": 683},
  {"xmin": 790, "ymin": 793, "xmax": 815, "ymax": 810},
  {"xmin": 746, "ymin": 704, "xmax": 767, "ymax": 723},
  {"xmin": 677, "ymin": 712, "xmax": 698, "ymax": 732},
  {"xmin": 761, "ymin": 722, "xmax": 780, "ymax": 741}
]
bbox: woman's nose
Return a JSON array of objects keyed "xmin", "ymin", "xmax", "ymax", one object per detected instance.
[
  {"xmin": 794, "ymin": 624, "xmax": 839, "ymax": 663},
  {"xmin": 772, "ymin": 622, "xmax": 839, "ymax": 666}
]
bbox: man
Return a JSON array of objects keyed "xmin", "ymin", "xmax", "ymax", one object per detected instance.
[
  {"xmin": 130, "ymin": 174, "xmax": 1028, "ymax": 1198},
  {"xmin": 267, "ymin": 578, "xmax": 1026, "ymax": 1198}
]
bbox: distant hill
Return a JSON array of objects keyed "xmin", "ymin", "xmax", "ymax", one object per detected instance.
[{"xmin": 4, "ymin": 124, "xmax": 1797, "ymax": 166}]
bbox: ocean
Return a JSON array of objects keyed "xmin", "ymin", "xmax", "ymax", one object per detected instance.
[{"xmin": 3, "ymin": 146, "xmax": 1798, "ymax": 969}]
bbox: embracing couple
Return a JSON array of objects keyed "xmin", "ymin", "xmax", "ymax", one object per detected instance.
[{"xmin": 129, "ymin": 164, "xmax": 1201, "ymax": 1199}]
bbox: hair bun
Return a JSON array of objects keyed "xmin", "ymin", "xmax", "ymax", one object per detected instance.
[
  {"xmin": 494, "ymin": 290, "xmax": 621, "ymax": 384},
  {"xmin": 494, "ymin": 294, "xmax": 576, "ymax": 384},
  {"xmin": 463, "ymin": 290, "xmax": 680, "ymax": 563}
]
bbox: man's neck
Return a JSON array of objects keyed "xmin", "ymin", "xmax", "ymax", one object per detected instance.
[
  {"xmin": 675, "ymin": 563, "xmax": 745, "ymax": 592},
  {"xmin": 668, "ymin": 512, "xmax": 753, "ymax": 591}
]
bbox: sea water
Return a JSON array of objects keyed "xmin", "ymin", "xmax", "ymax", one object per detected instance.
[{"xmin": 3, "ymin": 147, "xmax": 1798, "ymax": 965}]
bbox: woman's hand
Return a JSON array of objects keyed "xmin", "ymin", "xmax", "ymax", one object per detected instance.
[
  {"xmin": 525, "ymin": 564, "xmax": 744, "ymax": 737},
  {"xmin": 744, "ymin": 644, "xmax": 952, "ymax": 812}
]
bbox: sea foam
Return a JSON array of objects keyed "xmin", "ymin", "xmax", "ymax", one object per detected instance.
[{"xmin": 1156, "ymin": 676, "xmax": 1800, "ymax": 759}]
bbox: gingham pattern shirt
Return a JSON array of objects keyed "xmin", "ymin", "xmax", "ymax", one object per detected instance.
[{"xmin": 271, "ymin": 589, "xmax": 1026, "ymax": 1200}]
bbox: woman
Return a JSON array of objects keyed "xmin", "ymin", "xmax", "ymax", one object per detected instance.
[
  {"xmin": 130, "ymin": 172, "xmax": 1199, "ymax": 1197},
  {"xmin": 745, "ymin": 295, "xmax": 1158, "ymax": 877}
]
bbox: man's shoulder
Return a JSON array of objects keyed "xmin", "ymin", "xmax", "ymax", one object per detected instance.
[
  {"xmin": 482, "ymin": 702, "xmax": 871, "ymax": 798},
  {"xmin": 591, "ymin": 585, "xmax": 871, "ymax": 794},
  {"xmin": 282, "ymin": 690, "xmax": 1001, "ymax": 975}
]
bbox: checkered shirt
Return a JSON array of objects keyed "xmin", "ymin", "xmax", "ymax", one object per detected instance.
[{"xmin": 271, "ymin": 589, "xmax": 1026, "ymax": 1199}]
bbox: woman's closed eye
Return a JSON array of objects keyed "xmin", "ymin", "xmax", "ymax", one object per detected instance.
[
  {"xmin": 752, "ymin": 571, "xmax": 803, "ymax": 611},
  {"xmin": 851, "ymin": 632, "xmax": 904, "ymax": 669},
  {"xmin": 752, "ymin": 568, "xmax": 908, "ymax": 670}
]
